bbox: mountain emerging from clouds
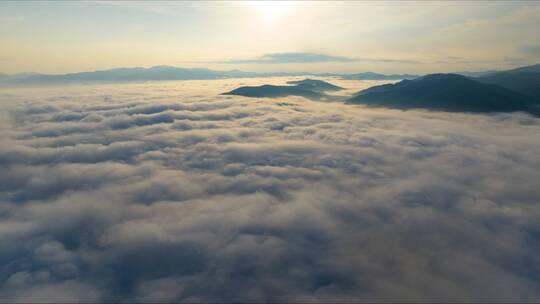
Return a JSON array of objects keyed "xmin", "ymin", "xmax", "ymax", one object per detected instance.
[
  {"xmin": 476, "ymin": 63, "xmax": 540, "ymax": 97},
  {"xmin": 222, "ymin": 63, "xmax": 540, "ymax": 116},
  {"xmin": 223, "ymin": 79, "xmax": 345, "ymax": 100},
  {"xmin": 223, "ymin": 84, "xmax": 325, "ymax": 100},
  {"xmin": 222, "ymin": 79, "xmax": 344, "ymax": 100},
  {"xmin": 286, "ymin": 79, "xmax": 343, "ymax": 92},
  {"xmin": 348, "ymin": 73, "xmax": 539, "ymax": 115},
  {"xmin": 3, "ymin": 63, "xmax": 540, "ymax": 116}
]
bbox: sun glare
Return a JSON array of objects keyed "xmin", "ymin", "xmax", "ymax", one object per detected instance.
[
  {"xmin": 3, "ymin": 1, "xmax": 540, "ymax": 302},
  {"xmin": 244, "ymin": 1, "xmax": 295, "ymax": 23}
]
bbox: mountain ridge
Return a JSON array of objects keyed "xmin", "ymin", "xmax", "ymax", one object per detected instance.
[
  {"xmin": 0, "ymin": 66, "xmax": 417, "ymax": 85},
  {"xmin": 222, "ymin": 79, "xmax": 344, "ymax": 100},
  {"xmin": 476, "ymin": 63, "xmax": 540, "ymax": 97},
  {"xmin": 348, "ymin": 73, "xmax": 539, "ymax": 116}
]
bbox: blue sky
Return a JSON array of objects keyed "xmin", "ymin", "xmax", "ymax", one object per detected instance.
[{"xmin": 1, "ymin": 1, "xmax": 539, "ymax": 74}]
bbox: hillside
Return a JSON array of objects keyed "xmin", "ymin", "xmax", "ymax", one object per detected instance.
[{"xmin": 349, "ymin": 73, "xmax": 539, "ymax": 115}]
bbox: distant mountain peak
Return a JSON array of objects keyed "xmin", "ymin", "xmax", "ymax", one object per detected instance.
[
  {"xmin": 286, "ymin": 79, "xmax": 343, "ymax": 92},
  {"xmin": 223, "ymin": 79, "xmax": 343, "ymax": 100},
  {"xmin": 349, "ymin": 73, "xmax": 539, "ymax": 116},
  {"xmin": 476, "ymin": 63, "xmax": 540, "ymax": 97},
  {"xmin": 222, "ymin": 85, "xmax": 324, "ymax": 100}
]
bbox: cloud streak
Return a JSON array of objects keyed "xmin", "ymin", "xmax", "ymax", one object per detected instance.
[
  {"xmin": 0, "ymin": 78, "xmax": 540, "ymax": 302},
  {"xmin": 0, "ymin": 16, "xmax": 24, "ymax": 23},
  {"xmin": 435, "ymin": 56, "xmax": 526, "ymax": 65},
  {"xmin": 217, "ymin": 52, "xmax": 419, "ymax": 64},
  {"xmin": 521, "ymin": 45, "xmax": 540, "ymax": 56}
]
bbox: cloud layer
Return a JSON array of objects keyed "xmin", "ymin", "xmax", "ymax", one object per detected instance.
[
  {"xmin": 218, "ymin": 52, "xmax": 419, "ymax": 65},
  {"xmin": 220, "ymin": 52, "xmax": 357, "ymax": 64},
  {"xmin": 1, "ymin": 78, "xmax": 540, "ymax": 302}
]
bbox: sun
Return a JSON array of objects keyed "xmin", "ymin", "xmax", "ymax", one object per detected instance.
[{"xmin": 244, "ymin": 1, "xmax": 295, "ymax": 23}]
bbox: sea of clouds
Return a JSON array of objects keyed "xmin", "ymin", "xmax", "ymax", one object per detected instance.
[{"xmin": 1, "ymin": 77, "xmax": 540, "ymax": 302}]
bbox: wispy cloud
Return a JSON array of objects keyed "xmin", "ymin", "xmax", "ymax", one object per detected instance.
[
  {"xmin": 435, "ymin": 56, "xmax": 525, "ymax": 65},
  {"xmin": 220, "ymin": 52, "xmax": 356, "ymax": 64},
  {"xmin": 521, "ymin": 45, "xmax": 540, "ymax": 56},
  {"xmin": 215, "ymin": 52, "xmax": 419, "ymax": 65},
  {"xmin": 362, "ymin": 58, "xmax": 419, "ymax": 64},
  {"xmin": 0, "ymin": 16, "xmax": 24, "ymax": 23}
]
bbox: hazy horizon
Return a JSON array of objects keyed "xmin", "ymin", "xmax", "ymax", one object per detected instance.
[
  {"xmin": 2, "ymin": 1, "xmax": 540, "ymax": 302},
  {"xmin": 1, "ymin": 1, "xmax": 540, "ymax": 74},
  {"xmin": 0, "ymin": 61, "xmax": 523, "ymax": 77}
]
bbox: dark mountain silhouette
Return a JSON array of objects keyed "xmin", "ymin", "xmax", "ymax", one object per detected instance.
[
  {"xmin": 222, "ymin": 79, "xmax": 346, "ymax": 100},
  {"xmin": 286, "ymin": 79, "xmax": 343, "ymax": 92},
  {"xmin": 222, "ymin": 84, "xmax": 324, "ymax": 100},
  {"xmin": 477, "ymin": 72, "xmax": 540, "ymax": 97},
  {"xmin": 476, "ymin": 64, "xmax": 540, "ymax": 97},
  {"xmin": 341, "ymin": 72, "xmax": 418, "ymax": 80},
  {"xmin": 348, "ymin": 73, "xmax": 539, "ymax": 116}
]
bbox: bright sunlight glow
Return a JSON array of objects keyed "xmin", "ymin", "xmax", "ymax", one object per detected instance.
[{"xmin": 244, "ymin": 1, "xmax": 296, "ymax": 23}]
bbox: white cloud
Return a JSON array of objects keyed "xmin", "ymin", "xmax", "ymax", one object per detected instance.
[{"xmin": 0, "ymin": 78, "xmax": 540, "ymax": 301}]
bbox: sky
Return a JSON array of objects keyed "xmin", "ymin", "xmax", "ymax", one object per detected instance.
[
  {"xmin": 2, "ymin": 2, "xmax": 540, "ymax": 301},
  {"xmin": 1, "ymin": 1, "xmax": 540, "ymax": 74}
]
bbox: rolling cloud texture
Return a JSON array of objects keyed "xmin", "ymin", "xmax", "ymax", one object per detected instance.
[{"xmin": 1, "ymin": 78, "xmax": 540, "ymax": 302}]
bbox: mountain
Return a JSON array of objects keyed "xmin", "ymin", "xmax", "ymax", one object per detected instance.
[
  {"xmin": 0, "ymin": 66, "xmax": 421, "ymax": 86},
  {"xmin": 2, "ymin": 66, "xmax": 262, "ymax": 85},
  {"xmin": 455, "ymin": 70, "xmax": 498, "ymax": 77},
  {"xmin": 348, "ymin": 73, "xmax": 539, "ymax": 115},
  {"xmin": 222, "ymin": 79, "xmax": 345, "ymax": 100},
  {"xmin": 286, "ymin": 79, "xmax": 343, "ymax": 92},
  {"xmin": 504, "ymin": 63, "xmax": 540, "ymax": 74},
  {"xmin": 476, "ymin": 63, "xmax": 540, "ymax": 97},
  {"xmin": 222, "ymin": 84, "xmax": 324, "ymax": 100},
  {"xmin": 0, "ymin": 66, "xmax": 321, "ymax": 86},
  {"xmin": 477, "ymin": 72, "xmax": 540, "ymax": 97},
  {"xmin": 341, "ymin": 72, "xmax": 418, "ymax": 80}
]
